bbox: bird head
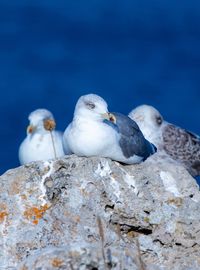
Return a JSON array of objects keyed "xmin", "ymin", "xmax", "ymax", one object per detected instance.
[{"xmin": 27, "ymin": 109, "xmax": 56, "ymax": 135}]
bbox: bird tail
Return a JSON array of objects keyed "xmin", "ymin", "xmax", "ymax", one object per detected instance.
[
  {"xmin": 151, "ymin": 143, "xmax": 157, "ymax": 154},
  {"xmin": 142, "ymin": 141, "xmax": 157, "ymax": 161}
]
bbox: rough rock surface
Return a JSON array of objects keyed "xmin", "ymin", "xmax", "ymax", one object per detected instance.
[{"xmin": 0, "ymin": 154, "xmax": 200, "ymax": 270}]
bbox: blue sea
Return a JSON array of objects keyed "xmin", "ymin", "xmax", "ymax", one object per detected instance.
[{"xmin": 1, "ymin": 1, "xmax": 200, "ymax": 182}]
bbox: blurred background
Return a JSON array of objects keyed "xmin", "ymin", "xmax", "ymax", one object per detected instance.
[{"xmin": 1, "ymin": 0, "xmax": 200, "ymax": 178}]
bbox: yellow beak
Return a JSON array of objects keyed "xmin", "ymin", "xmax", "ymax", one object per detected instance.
[
  {"xmin": 101, "ymin": 112, "xmax": 116, "ymax": 124},
  {"xmin": 101, "ymin": 112, "xmax": 110, "ymax": 120}
]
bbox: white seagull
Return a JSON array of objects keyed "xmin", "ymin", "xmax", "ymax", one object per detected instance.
[
  {"xmin": 63, "ymin": 94, "xmax": 156, "ymax": 164},
  {"xmin": 129, "ymin": 104, "xmax": 200, "ymax": 176},
  {"xmin": 19, "ymin": 109, "xmax": 66, "ymax": 165}
]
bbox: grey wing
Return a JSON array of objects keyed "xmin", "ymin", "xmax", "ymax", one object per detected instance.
[
  {"xmin": 111, "ymin": 112, "xmax": 155, "ymax": 159},
  {"xmin": 120, "ymin": 131, "xmax": 152, "ymax": 159},
  {"xmin": 111, "ymin": 112, "xmax": 140, "ymax": 136},
  {"xmin": 163, "ymin": 124, "xmax": 200, "ymax": 176}
]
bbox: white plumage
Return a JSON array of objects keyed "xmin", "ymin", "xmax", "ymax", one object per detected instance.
[
  {"xmin": 63, "ymin": 94, "xmax": 120, "ymax": 158},
  {"xmin": 63, "ymin": 94, "xmax": 156, "ymax": 164},
  {"xmin": 19, "ymin": 109, "xmax": 66, "ymax": 165},
  {"xmin": 129, "ymin": 105, "xmax": 164, "ymax": 148}
]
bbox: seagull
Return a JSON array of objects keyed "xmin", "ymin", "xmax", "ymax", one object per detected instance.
[
  {"xmin": 19, "ymin": 109, "xmax": 66, "ymax": 165},
  {"xmin": 129, "ymin": 105, "xmax": 200, "ymax": 176},
  {"xmin": 63, "ymin": 94, "xmax": 156, "ymax": 164}
]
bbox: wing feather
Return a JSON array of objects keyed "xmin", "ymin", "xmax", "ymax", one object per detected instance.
[
  {"xmin": 110, "ymin": 112, "xmax": 156, "ymax": 159},
  {"xmin": 163, "ymin": 124, "xmax": 200, "ymax": 176}
]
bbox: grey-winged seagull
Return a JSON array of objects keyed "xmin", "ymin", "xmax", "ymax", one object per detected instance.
[{"xmin": 63, "ymin": 94, "xmax": 156, "ymax": 164}]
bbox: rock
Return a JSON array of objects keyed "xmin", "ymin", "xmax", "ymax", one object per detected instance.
[{"xmin": 0, "ymin": 154, "xmax": 200, "ymax": 270}]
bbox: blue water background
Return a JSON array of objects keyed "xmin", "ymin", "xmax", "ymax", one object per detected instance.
[{"xmin": 0, "ymin": 1, "xmax": 200, "ymax": 182}]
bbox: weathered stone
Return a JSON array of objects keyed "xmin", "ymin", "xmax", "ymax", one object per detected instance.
[{"xmin": 0, "ymin": 154, "xmax": 200, "ymax": 269}]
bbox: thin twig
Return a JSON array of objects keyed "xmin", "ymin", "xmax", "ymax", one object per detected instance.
[
  {"xmin": 50, "ymin": 131, "xmax": 57, "ymax": 159},
  {"xmin": 136, "ymin": 238, "xmax": 146, "ymax": 270},
  {"xmin": 97, "ymin": 216, "xmax": 108, "ymax": 270},
  {"xmin": 43, "ymin": 118, "xmax": 57, "ymax": 159},
  {"xmin": 115, "ymin": 223, "xmax": 123, "ymax": 270}
]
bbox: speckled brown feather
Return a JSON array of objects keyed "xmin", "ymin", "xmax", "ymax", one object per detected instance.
[{"xmin": 163, "ymin": 124, "xmax": 200, "ymax": 176}]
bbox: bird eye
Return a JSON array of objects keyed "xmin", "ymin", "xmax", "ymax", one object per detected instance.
[
  {"xmin": 85, "ymin": 101, "xmax": 95, "ymax": 109},
  {"xmin": 156, "ymin": 116, "xmax": 162, "ymax": 125}
]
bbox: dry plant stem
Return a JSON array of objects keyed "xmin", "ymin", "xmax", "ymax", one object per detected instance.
[
  {"xmin": 97, "ymin": 216, "xmax": 108, "ymax": 270},
  {"xmin": 116, "ymin": 223, "xmax": 123, "ymax": 270},
  {"xmin": 50, "ymin": 131, "xmax": 57, "ymax": 159},
  {"xmin": 43, "ymin": 119, "xmax": 56, "ymax": 131},
  {"xmin": 43, "ymin": 118, "xmax": 57, "ymax": 159},
  {"xmin": 136, "ymin": 238, "xmax": 146, "ymax": 270}
]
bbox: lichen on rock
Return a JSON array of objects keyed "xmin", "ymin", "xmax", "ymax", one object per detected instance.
[{"xmin": 0, "ymin": 154, "xmax": 200, "ymax": 269}]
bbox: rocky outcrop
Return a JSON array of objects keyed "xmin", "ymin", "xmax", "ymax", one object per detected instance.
[{"xmin": 0, "ymin": 154, "xmax": 200, "ymax": 269}]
